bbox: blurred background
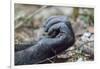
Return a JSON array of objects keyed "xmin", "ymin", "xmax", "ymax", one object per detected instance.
[{"xmin": 14, "ymin": 3, "xmax": 94, "ymax": 63}]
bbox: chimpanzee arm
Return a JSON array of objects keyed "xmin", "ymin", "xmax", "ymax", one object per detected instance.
[
  {"xmin": 15, "ymin": 41, "xmax": 37, "ymax": 52},
  {"xmin": 15, "ymin": 22, "xmax": 75, "ymax": 65}
]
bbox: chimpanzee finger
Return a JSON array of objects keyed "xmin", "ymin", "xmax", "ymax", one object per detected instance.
[
  {"xmin": 44, "ymin": 16, "xmax": 68, "ymax": 32},
  {"xmin": 47, "ymin": 23, "xmax": 69, "ymax": 38}
]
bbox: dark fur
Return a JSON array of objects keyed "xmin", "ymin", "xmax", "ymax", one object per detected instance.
[{"xmin": 15, "ymin": 16, "xmax": 75, "ymax": 65}]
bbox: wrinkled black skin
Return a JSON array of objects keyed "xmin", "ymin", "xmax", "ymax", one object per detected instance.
[{"xmin": 15, "ymin": 16, "xmax": 75, "ymax": 65}]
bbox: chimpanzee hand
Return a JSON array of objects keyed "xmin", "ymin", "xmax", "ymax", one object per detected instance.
[
  {"xmin": 41, "ymin": 16, "xmax": 75, "ymax": 52},
  {"xmin": 15, "ymin": 16, "xmax": 75, "ymax": 65},
  {"xmin": 44, "ymin": 16, "xmax": 74, "ymax": 38}
]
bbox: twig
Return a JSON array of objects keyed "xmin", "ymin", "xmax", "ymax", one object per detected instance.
[
  {"xmin": 15, "ymin": 5, "xmax": 47, "ymax": 29},
  {"xmin": 47, "ymin": 58, "xmax": 55, "ymax": 63},
  {"xmin": 78, "ymin": 40, "xmax": 94, "ymax": 56},
  {"xmin": 35, "ymin": 55, "xmax": 57, "ymax": 64}
]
